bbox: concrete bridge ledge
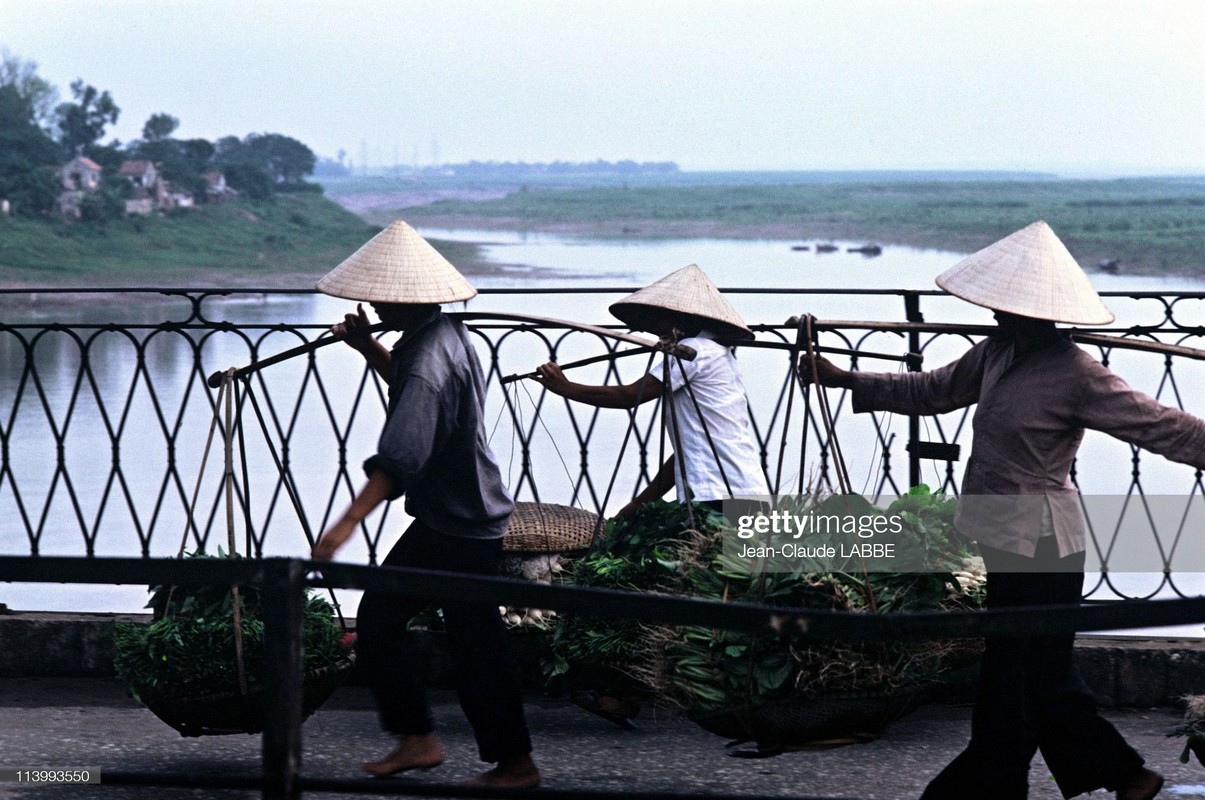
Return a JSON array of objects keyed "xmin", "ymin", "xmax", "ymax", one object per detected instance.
[{"xmin": 2, "ymin": 611, "xmax": 1204, "ymax": 710}]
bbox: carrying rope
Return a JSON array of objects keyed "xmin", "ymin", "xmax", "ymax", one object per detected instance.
[
  {"xmin": 502, "ymin": 375, "xmax": 588, "ymax": 556},
  {"xmin": 802, "ymin": 315, "xmax": 852, "ymax": 494},
  {"xmin": 180, "ymin": 368, "xmax": 349, "ymax": 662},
  {"xmin": 223, "ymin": 375, "xmax": 250, "ymax": 698},
  {"xmin": 591, "ymin": 347, "xmax": 660, "ymax": 537},
  {"xmin": 797, "ymin": 316, "xmax": 876, "ymax": 612},
  {"xmin": 772, "ymin": 317, "xmax": 808, "ymax": 496},
  {"xmin": 176, "ymin": 369, "xmax": 249, "ymax": 697}
]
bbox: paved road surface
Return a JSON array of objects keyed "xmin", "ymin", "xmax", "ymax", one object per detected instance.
[{"xmin": 0, "ymin": 678, "xmax": 1201, "ymax": 799}]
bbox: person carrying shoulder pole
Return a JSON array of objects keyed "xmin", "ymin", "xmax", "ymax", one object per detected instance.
[
  {"xmin": 799, "ymin": 220, "xmax": 1205, "ymax": 800},
  {"xmin": 534, "ymin": 263, "xmax": 769, "ymax": 518},
  {"xmin": 310, "ymin": 220, "xmax": 539, "ymax": 789}
]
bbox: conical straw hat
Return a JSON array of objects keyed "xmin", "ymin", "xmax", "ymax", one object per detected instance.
[
  {"xmin": 935, "ymin": 220, "xmax": 1113, "ymax": 325},
  {"xmin": 609, "ymin": 264, "xmax": 753, "ymax": 340},
  {"xmin": 316, "ymin": 220, "xmax": 477, "ymax": 304}
]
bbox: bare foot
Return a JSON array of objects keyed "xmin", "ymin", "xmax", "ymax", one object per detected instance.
[
  {"xmin": 1117, "ymin": 767, "xmax": 1164, "ymax": 800},
  {"xmin": 361, "ymin": 733, "xmax": 446, "ymax": 778},
  {"xmin": 461, "ymin": 754, "xmax": 540, "ymax": 789}
]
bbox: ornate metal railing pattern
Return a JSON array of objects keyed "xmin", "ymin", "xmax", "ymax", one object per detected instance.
[{"xmin": 2, "ymin": 287, "xmax": 1204, "ymax": 601}]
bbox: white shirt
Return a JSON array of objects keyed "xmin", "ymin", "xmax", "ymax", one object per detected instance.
[{"xmin": 653, "ymin": 333, "xmax": 770, "ymax": 503}]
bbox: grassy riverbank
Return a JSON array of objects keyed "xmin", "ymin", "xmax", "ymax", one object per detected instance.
[
  {"xmin": 7, "ymin": 173, "xmax": 1205, "ymax": 286},
  {"xmin": 0, "ymin": 193, "xmax": 488, "ymax": 289},
  {"xmin": 380, "ymin": 175, "xmax": 1205, "ymax": 276}
]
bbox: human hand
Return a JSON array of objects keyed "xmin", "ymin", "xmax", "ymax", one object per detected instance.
[
  {"xmin": 613, "ymin": 499, "xmax": 643, "ymax": 522},
  {"xmin": 331, "ymin": 303, "xmax": 374, "ymax": 352},
  {"xmin": 533, "ymin": 362, "xmax": 571, "ymax": 396},
  {"xmin": 796, "ymin": 354, "xmax": 849, "ymax": 388},
  {"xmin": 312, "ymin": 519, "xmax": 355, "ymax": 561}
]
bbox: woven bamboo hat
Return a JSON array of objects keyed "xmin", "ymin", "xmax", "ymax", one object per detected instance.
[
  {"xmin": 935, "ymin": 220, "xmax": 1114, "ymax": 325},
  {"xmin": 609, "ymin": 264, "xmax": 754, "ymax": 340},
  {"xmin": 316, "ymin": 220, "xmax": 477, "ymax": 304}
]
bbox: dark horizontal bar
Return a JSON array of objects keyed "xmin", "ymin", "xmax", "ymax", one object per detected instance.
[
  {"xmin": 0, "ymin": 555, "xmax": 272, "ymax": 588},
  {"xmin": 4, "ymin": 286, "xmax": 1205, "ymax": 298},
  {"xmin": 3, "ymin": 556, "xmax": 1205, "ymax": 641},
  {"xmin": 102, "ymin": 770, "xmax": 266, "ymax": 791},
  {"xmin": 299, "ymin": 775, "xmax": 860, "ymax": 800},
  {"xmin": 102, "ymin": 769, "xmax": 857, "ymax": 800},
  {"xmin": 907, "ymin": 441, "xmax": 962, "ymax": 461}
]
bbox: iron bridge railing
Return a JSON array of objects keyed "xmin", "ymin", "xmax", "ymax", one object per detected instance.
[{"xmin": 2, "ymin": 287, "xmax": 1204, "ymax": 601}]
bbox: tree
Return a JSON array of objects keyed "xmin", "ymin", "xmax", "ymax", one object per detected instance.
[
  {"xmin": 56, "ymin": 79, "xmax": 119, "ymax": 155},
  {"xmin": 128, "ymin": 121, "xmax": 215, "ymax": 203},
  {"xmin": 253, "ymin": 133, "xmax": 315, "ymax": 183},
  {"xmin": 82, "ymin": 141, "xmax": 126, "ymax": 172},
  {"xmin": 213, "ymin": 135, "xmax": 243, "ymax": 163},
  {"xmin": 0, "ymin": 49, "xmax": 58, "ymax": 133},
  {"xmin": 218, "ymin": 132, "xmax": 316, "ymax": 184},
  {"xmin": 178, "ymin": 138, "xmax": 215, "ymax": 171},
  {"xmin": 0, "ymin": 84, "xmax": 58, "ymax": 162},
  {"xmin": 159, "ymin": 137, "xmax": 214, "ymax": 202},
  {"xmin": 78, "ymin": 184, "xmax": 126, "ymax": 223},
  {"xmin": 0, "ymin": 83, "xmax": 62, "ymax": 216},
  {"xmin": 222, "ymin": 161, "xmax": 272, "ymax": 200},
  {"xmin": 141, "ymin": 112, "xmax": 179, "ymax": 142}
]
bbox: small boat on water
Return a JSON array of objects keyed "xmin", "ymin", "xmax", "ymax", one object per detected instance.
[
  {"xmin": 791, "ymin": 244, "xmax": 810, "ymax": 252},
  {"xmin": 847, "ymin": 243, "xmax": 883, "ymax": 256},
  {"xmin": 814, "ymin": 243, "xmax": 839, "ymax": 253},
  {"xmin": 1098, "ymin": 258, "xmax": 1120, "ymax": 274}
]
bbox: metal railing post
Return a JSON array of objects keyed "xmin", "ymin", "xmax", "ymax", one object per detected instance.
[
  {"xmin": 904, "ymin": 292, "xmax": 924, "ymax": 487},
  {"xmin": 262, "ymin": 557, "xmax": 305, "ymax": 800}
]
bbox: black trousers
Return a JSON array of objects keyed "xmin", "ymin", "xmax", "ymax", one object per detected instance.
[
  {"xmin": 355, "ymin": 520, "xmax": 532, "ymax": 763},
  {"xmin": 921, "ymin": 537, "xmax": 1144, "ymax": 800}
]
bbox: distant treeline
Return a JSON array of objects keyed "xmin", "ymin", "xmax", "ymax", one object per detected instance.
[
  {"xmin": 447, "ymin": 159, "xmax": 679, "ymax": 176},
  {"xmin": 316, "ymin": 158, "xmax": 680, "ymax": 180},
  {"xmin": 392, "ymin": 159, "xmax": 681, "ymax": 178}
]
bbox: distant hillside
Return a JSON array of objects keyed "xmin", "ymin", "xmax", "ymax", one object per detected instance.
[{"xmin": 0, "ymin": 193, "xmax": 484, "ymax": 288}]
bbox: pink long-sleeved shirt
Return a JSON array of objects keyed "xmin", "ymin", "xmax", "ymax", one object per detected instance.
[{"xmin": 850, "ymin": 334, "xmax": 1205, "ymax": 556}]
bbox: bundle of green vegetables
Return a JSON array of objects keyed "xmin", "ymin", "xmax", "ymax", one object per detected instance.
[
  {"xmin": 1168, "ymin": 694, "xmax": 1205, "ymax": 767},
  {"xmin": 551, "ymin": 487, "xmax": 985, "ymax": 743},
  {"xmin": 113, "ymin": 553, "xmax": 352, "ymax": 708}
]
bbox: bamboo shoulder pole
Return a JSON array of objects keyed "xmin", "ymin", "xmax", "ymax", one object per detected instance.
[
  {"xmin": 206, "ymin": 322, "xmax": 389, "ymax": 388},
  {"xmin": 206, "ymin": 311, "xmax": 697, "ymax": 389},
  {"xmin": 811, "ymin": 319, "xmax": 1205, "ymax": 362},
  {"xmin": 205, "ymin": 314, "xmax": 1205, "ymax": 391}
]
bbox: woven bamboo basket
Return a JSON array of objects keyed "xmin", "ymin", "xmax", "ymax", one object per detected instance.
[
  {"xmin": 140, "ymin": 655, "xmax": 356, "ymax": 737},
  {"xmin": 503, "ymin": 502, "xmax": 600, "ymax": 553},
  {"xmin": 688, "ymin": 687, "xmax": 928, "ymax": 751}
]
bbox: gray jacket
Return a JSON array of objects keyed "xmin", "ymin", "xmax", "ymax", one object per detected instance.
[{"xmin": 364, "ymin": 309, "xmax": 513, "ymax": 539}]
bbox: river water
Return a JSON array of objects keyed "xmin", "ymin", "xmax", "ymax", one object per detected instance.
[{"xmin": 4, "ymin": 228, "xmax": 1205, "ymax": 634}]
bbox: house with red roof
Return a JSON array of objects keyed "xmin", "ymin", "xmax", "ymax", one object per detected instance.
[
  {"xmin": 60, "ymin": 156, "xmax": 103, "ymax": 192},
  {"xmin": 55, "ymin": 156, "xmax": 106, "ymax": 218},
  {"xmin": 118, "ymin": 160, "xmax": 196, "ymax": 214}
]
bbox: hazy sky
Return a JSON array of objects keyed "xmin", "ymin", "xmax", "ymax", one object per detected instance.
[{"xmin": 3, "ymin": 0, "xmax": 1205, "ymax": 174}]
